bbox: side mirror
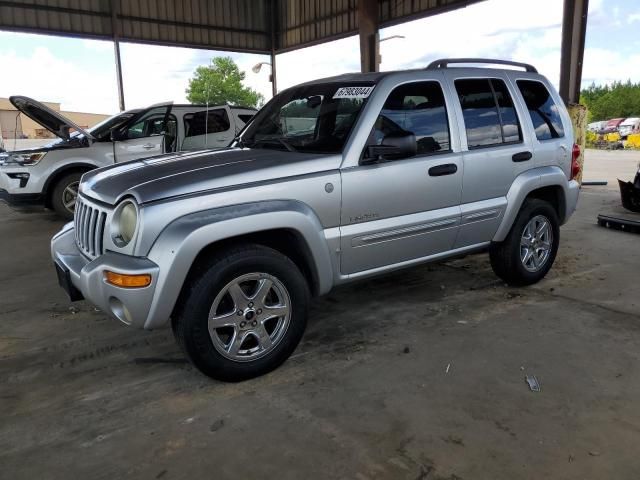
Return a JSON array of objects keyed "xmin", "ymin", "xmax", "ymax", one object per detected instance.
[
  {"xmin": 110, "ymin": 129, "xmax": 126, "ymax": 142},
  {"xmin": 306, "ymin": 95, "xmax": 322, "ymax": 109},
  {"xmin": 365, "ymin": 132, "xmax": 417, "ymax": 163}
]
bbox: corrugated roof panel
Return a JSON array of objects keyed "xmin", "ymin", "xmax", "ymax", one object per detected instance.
[
  {"xmin": 379, "ymin": 0, "xmax": 484, "ymax": 27},
  {"xmin": 276, "ymin": 0, "xmax": 481, "ymax": 52},
  {"xmin": 0, "ymin": 0, "xmax": 112, "ymax": 38},
  {"xmin": 0, "ymin": 0, "xmax": 483, "ymax": 53},
  {"xmin": 0, "ymin": 0, "xmax": 272, "ymax": 52},
  {"xmin": 278, "ymin": 0, "xmax": 357, "ymax": 51}
]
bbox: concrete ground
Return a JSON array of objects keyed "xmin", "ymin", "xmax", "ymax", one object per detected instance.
[
  {"xmin": 1, "ymin": 150, "xmax": 640, "ymax": 479},
  {"xmin": 581, "ymin": 148, "xmax": 639, "ymax": 187}
]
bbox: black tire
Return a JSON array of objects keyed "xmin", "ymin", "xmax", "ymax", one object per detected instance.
[
  {"xmin": 51, "ymin": 172, "xmax": 83, "ymax": 220},
  {"xmin": 172, "ymin": 244, "xmax": 310, "ymax": 382},
  {"xmin": 489, "ymin": 199, "xmax": 560, "ymax": 286}
]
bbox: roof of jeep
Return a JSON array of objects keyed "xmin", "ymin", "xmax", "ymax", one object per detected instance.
[
  {"xmin": 296, "ymin": 71, "xmax": 392, "ymax": 86},
  {"xmin": 294, "ymin": 65, "xmax": 544, "ymax": 88}
]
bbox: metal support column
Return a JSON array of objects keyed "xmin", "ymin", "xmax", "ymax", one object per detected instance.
[
  {"xmin": 111, "ymin": 0, "xmax": 125, "ymax": 111},
  {"xmin": 559, "ymin": 0, "xmax": 589, "ymax": 104},
  {"xmin": 358, "ymin": 0, "xmax": 379, "ymax": 73},
  {"xmin": 270, "ymin": 51, "xmax": 278, "ymax": 97},
  {"xmin": 270, "ymin": 0, "xmax": 278, "ymax": 97}
]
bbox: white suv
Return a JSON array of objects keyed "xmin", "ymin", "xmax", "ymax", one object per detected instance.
[{"xmin": 0, "ymin": 97, "xmax": 255, "ymax": 219}]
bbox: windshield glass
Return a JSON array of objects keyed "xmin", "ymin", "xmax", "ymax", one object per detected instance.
[
  {"xmin": 88, "ymin": 112, "xmax": 138, "ymax": 140},
  {"xmin": 240, "ymin": 82, "xmax": 374, "ymax": 154}
]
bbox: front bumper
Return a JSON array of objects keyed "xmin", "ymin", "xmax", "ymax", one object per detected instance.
[
  {"xmin": 0, "ymin": 188, "xmax": 43, "ymax": 206},
  {"xmin": 0, "ymin": 167, "xmax": 43, "ymax": 206},
  {"xmin": 51, "ymin": 223, "xmax": 161, "ymax": 329}
]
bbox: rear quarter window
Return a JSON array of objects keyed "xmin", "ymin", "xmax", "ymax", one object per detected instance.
[
  {"xmin": 183, "ymin": 109, "xmax": 231, "ymax": 138},
  {"xmin": 516, "ymin": 80, "xmax": 565, "ymax": 140}
]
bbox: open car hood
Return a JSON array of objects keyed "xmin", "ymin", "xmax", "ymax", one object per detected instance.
[{"xmin": 9, "ymin": 95, "xmax": 94, "ymax": 142}]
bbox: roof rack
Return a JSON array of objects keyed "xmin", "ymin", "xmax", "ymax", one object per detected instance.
[{"xmin": 426, "ymin": 58, "xmax": 538, "ymax": 73}]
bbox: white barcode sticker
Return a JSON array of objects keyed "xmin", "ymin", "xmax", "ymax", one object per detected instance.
[{"xmin": 332, "ymin": 86, "xmax": 375, "ymax": 99}]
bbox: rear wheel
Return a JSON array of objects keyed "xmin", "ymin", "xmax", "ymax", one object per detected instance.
[
  {"xmin": 490, "ymin": 199, "xmax": 559, "ymax": 286},
  {"xmin": 172, "ymin": 244, "xmax": 310, "ymax": 382},
  {"xmin": 50, "ymin": 172, "xmax": 83, "ymax": 220}
]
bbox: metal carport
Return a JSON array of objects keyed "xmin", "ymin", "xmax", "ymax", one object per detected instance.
[{"xmin": 0, "ymin": 0, "xmax": 588, "ymax": 108}]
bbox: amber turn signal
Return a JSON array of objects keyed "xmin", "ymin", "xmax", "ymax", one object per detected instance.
[{"xmin": 104, "ymin": 271, "xmax": 152, "ymax": 288}]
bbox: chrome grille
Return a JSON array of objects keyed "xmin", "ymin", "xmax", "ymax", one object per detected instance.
[{"xmin": 74, "ymin": 197, "xmax": 108, "ymax": 259}]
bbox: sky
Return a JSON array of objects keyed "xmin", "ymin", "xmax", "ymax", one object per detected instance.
[{"xmin": 0, "ymin": 0, "xmax": 639, "ymax": 116}]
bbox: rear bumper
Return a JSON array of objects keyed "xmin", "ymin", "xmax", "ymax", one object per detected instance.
[
  {"xmin": 564, "ymin": 179, "xmax": 580, "ymax": 223},
  {"xmin": 51, "ymin": 223, "xmax": 161, "ymax": 329}
]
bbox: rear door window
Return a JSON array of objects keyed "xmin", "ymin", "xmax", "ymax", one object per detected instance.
[
  {"xmin": 516, "ymin": 80, "xmax": 565, "ymax": 140},
  {"xmin": 455, "ymin": 78, "xmax": 522, "ymax": 148}
]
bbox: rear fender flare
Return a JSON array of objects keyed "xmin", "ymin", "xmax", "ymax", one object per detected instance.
[{"xmin": 493, "ymin": 166, "xmax": 571, "ymax": 242}]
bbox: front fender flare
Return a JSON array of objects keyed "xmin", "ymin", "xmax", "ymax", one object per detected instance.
[{"xmin": 143, "ymin": 200, "xmax": 334, "ymax": 329}]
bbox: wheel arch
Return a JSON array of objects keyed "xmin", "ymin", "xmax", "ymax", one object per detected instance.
[
  {"xmin": 525, "ymin": 185, "xmax": 565, "ymax": 222},
  {"xmin": 43, "ymin": 163, "xmax": 95, "ymax": 208},
  {"xmin": 493, "ymin": 166, "xmax": 571, "ymax": 242},
  {"xmin": 186, "ymin": 228, "xmax": 321, "ymax": 298},
  {"xmin": 143, "ymin": 200, "xmax": 335, "ymax": 330}
]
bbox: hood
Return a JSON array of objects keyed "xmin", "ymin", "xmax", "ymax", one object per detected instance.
[
  {"xmin": 81, "ymin": 147, "xmax": 341, "ymax": 205},
  {"xmin": 10, "ymin": 96, "xmax": 94, "ymax": 142}
]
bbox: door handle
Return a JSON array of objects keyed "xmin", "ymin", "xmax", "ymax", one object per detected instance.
[
  {"xmin": 142, "ymin": 143, "xmax": 155, "ymax": 149},
  {"xmin": 512, "ymin": 151, "xmax": 532, "ymax": 162},
  {"xmin": 428, "ymin": 163, "xmax": 458, "ymax": 177}
]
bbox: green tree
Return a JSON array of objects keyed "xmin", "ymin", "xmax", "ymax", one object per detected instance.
[
  {"xmin": 580, "ymin": 80, "xmax": 640, "ymax": 122},
  {"xmin": 186, "ymin": 56, "xmax": 265, "ymax": 108}
]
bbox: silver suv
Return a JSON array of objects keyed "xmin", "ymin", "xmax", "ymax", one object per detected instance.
[
  {"xmin": 51, "ymin": 59, "xmax": 581, "ymax": 381},
  {"xmin": 1, "ymin": 99, "xmax": 255, "ymax": 219}
]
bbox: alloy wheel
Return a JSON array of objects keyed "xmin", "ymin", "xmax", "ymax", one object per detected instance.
[
  {"xmin": 62, "ymin": 181, "xmax": 79, "ymax": 214},
  {"xmin": 520, "ymin": 215, "xmax": 553, "ymax": 272},
  {"xmin": 207, "ymin": 273, "xmax": 291, "ymax": 362}
]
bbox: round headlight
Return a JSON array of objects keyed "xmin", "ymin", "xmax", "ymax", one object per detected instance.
[{"xmin": 113, "ymin": 200, "xmax": 138, "ymax": 246}]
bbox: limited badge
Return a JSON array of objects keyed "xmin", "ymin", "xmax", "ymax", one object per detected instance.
[{"xmin": 332, "ymin": 86, "xmax": 375, "ymax": 99}]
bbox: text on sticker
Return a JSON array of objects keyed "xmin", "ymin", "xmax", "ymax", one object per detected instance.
[{"xmin": 332, "ymin": 86, "xmax": 375, "ymax": 99}]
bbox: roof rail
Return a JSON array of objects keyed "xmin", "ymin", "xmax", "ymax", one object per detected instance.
[{"xmin": 426, "ymin": 58, "xmax": 538, "ymax": 73}]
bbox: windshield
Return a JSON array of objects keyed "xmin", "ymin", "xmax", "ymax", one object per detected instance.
[
  {"xmin": 240, "ymin": 82, "xmax": 374, "ymax": 154},
  {"xmin": 88, "ymin": 111, "xmax": 138, "ymax": 140}
]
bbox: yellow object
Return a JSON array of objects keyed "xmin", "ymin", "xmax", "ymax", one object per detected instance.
[
  {"xmin": 568, "ymin": 103, "xmax": 587, "ymax": 185},
  {"xmin": 626, "ymin": 133, "xmax": 640, "ymax": 149},
  {"xmin": 104, "ymin": 271, "xmax": 152, "ymax": 288},
  {"xmin": 604, "ymin": 132, "xmax": 621, "ymax": 143}
]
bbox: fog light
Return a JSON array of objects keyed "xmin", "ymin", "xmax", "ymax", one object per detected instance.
[
  {"xmin": 104, "ymin": 270, "xmax": 152, "ymax": 288},
  {"xmin": 7, "ymin": 172, "xmax": 30, "ymax": 188}
]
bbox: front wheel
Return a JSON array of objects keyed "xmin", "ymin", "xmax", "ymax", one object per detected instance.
[
  {"xmin": 50, "ymin": 172, "xmax": 83, "ymax": 220},
  {"xmin": 172, "ymin": 244, "xmax": 310, "ymax": 382},
  {"xmin": 490, "ymin": 199, "xmax": 560, "ymax": 286}
]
